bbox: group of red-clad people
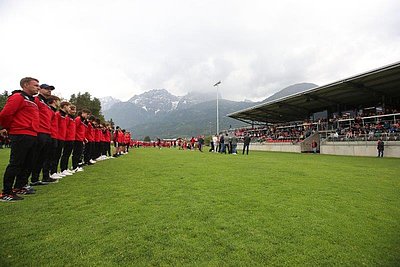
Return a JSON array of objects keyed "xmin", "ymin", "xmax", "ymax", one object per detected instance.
[{"xmin": 0, "ymin": 77, "xmax": 132, "ymax": 202}]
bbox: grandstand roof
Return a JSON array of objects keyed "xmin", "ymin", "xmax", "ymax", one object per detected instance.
[{"xmin": 228, "ymin": 61, "xmax": 400, "ymax": 124}]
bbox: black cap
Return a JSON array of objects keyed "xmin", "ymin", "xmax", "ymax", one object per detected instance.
[{"xmin": 40, "ymin": 84, "xmax": 55, "ymax": 90}]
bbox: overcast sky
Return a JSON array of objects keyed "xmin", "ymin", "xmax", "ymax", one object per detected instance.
[{"xmin": 0, "ymin": 0, "xmax": 399, "ymax": 102}]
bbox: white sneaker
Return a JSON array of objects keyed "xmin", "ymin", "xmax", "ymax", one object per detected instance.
[
  {"xmin": 50, "ymin": 173, "xmax": 63, "ymax": 179},
  {"xmin": 66, "ymin": 169, "xmax": 74, "ymax": 174},
  {"xmin": 89, "ymin": 159, "xmax": 96, "ymax": 164},
  {"xmin": 72, "ymin": 167, "xmax": 82, "ymax": 173},
  {"xmin": 57, "ymin": 172, "xmax": 66, "ymax": 177},
  {"xmin": 96, "ymin": 157, "xmax": 103, "ymax": 161},
  {"xmin": 77, "ymin": 167, "xmax": 84, "ymax": 172},
  {"xmin": 61, "ymin": 170, "xmax": 73, "ymax": 176}
]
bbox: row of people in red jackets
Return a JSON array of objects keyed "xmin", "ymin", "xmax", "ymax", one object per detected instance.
[{"xmin": 0, "ymin": 77, "xmax": 132, "ymax": 202}]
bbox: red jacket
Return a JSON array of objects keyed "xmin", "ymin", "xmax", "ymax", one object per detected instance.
[
  {"xmin": 50, "ymin": 107, "xmax": 58, "ymax": 139},
  {"xmin": 117, "ymin": 130, "xmax": 124, "ymax": 143},
  {"xmin": 85, "ymin": 122, "xmax": 95, "ymax": 142},
  {"xmin": 124, "ymin": 133, "xmax": 131, "ymax": 144},
  {"xmin": 101, "ymin": 129, "xmax": 107, "ymax": 142},
  {"xmin": 75, "ymin": 116, "xmax": 87, "ymax": 142},
  {"xmin": 95, "ymin": 128, "xmax": 101, "ymax": 142},
  {"xmin": 34, "ymin": 95, "xmax": 53, "ymax": 134},
  {"xmin": 65, "ymin": 115, "xmax": 76, "ymax": 141},
  {"xmin": 105, "ymin": 129, "xmax": 111, "ymax": 142},
  {"xmin": 0, "ymin": 92, "xmax": 39, "ymax": 136},
  {"xmin": 55, "ymin": 110, "xmax": 68, "ymax": 141}
]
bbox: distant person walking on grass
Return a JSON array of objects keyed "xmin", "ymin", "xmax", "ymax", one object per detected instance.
[
  {"xmin": 242, "ymin": 134, "xmax": 251, "ymax": 155},
  {"xmin": 231, "ymin": 135, "xmax": 238, "ymax": 154},
  {"xmin": 377, "ymin": 138, "xmax": 384, "ymax": 157}
]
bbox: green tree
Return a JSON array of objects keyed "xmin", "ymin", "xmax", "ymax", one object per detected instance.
[
  {"xmin": 69, "ymin": 92, "xmax": 104, "ymax": 121},
  {"xmin": 143, "ymin": 136, "xmax": 151, "ymax": 142},
  {"xmin": 0, "ymin": 90, "xmax": 9, "ymax": 111}
]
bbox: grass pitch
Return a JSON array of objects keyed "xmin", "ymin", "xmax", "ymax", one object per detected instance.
[{"xmin": 0, "ymin": 147, "xmax": 399, "ymax": 266}]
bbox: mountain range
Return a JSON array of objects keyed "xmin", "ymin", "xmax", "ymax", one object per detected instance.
[{"xmin": 101, "ymin": 83, "xmax": 318, "ymax": 139}]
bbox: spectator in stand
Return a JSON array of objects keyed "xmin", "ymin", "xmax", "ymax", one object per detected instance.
[{"xmin": 0, "ymin": 77, "xmax": 40, "ymax": 201}]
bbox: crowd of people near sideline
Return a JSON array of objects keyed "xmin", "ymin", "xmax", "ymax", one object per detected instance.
[
  {"xmin": 0, "ymin": 77, "xmax": 133, "ymax": 202},
  {"xmin": 232, "ymin": 105, "xmax": 400, "ymax": 143},
  {"xmin": 0, "ymin": 130, "xmax": 10, "ymax": 148}
]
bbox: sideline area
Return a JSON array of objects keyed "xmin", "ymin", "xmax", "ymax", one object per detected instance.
[{"xmin": 0, "ymin": 148, "xmax": 399, "ymax": 266}]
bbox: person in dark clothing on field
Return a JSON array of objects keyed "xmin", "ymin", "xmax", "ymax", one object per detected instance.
[
  {"xmin": 242, "ymin": 134, "xmax": 251, "ymax": 155},
  {"xmin": 30, "ymin": 84, "xmax": 58, "ymax": 186},
  {"xmin": 377, "ymin": 138, "xmax": 384, "ymax": 157},
  {"xmin": 0, "ymin": 77, "xmax": 40, "ymax": 201}
]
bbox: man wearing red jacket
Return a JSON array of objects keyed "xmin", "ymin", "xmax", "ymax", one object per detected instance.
[
  {"xmin": 50, "ymin": 101, "xmax": 70, "ymax": 178},
  {"xmin": 0, "ymin": 77, "xmax": 40, "ymax": 201},
  {"xmin": 60, "ymin": 105, "xmax": 76, "ymax": 175},
  {"xmin": 72, "ymin": 109, "xmax": 90, "ymax": 172},
  {"xmin": 84, "ymin": 115, "xmax": 96, "ymax": 165},
  {"xmin": 124, "ymin": 131, "xmax": 131, "ymax": 153},
  {"xmin": 30, "ymin": 84, "xmax": 58, "ymax": 186}
]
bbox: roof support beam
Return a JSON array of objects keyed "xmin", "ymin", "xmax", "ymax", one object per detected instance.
[
  {"xmin": 345, "ymin": 81, "xmax": 390, "ymax": 99},
  {"xmin": 307, "ymin": 93, "xmax": 343, "ymax": 106},
  {"xmin": 278, "ymin": 102, "xmax": 311, "ymax": 113}
]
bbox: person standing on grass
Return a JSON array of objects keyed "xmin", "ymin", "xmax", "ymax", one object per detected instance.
[
  {"xmin": 51, "ymin": 101, "xmax": 71, "ymax": 178},
  {"xmin": 242, "ymin": 134, "xmax": 251, "ymax": 155},
  {"xmin": 312, "ymin": 140, "xmax": 318, "ymax": 154},
  {"xmin": 231, "ymin": 135, "xmax": 238, "ymax": 154},
  {"xmin": 60, "ymin": 105, "xmax": 76, "ymax": 175},
  {"xmin": 72, "ymin": 109, "xmax": 89, "ymax": 172},
  {"xmin": 30, "ymin": 84, "xmax": 58, "ymax": 186},
  {"xmin": 124, "ymin": 131, "xmax": 131, "ymax": 153},
  {"xmin": 84, "ymin": 115, "xmax": 96, "ymax": 164},
  {"xmin": 213, "ymin": 134, "xmax": 219, "ymax": 152},
  {"xmin": 46, "ymin": 96, "xmax": 61, "ymax": 179},
  {"xmin": 0, "ymin": 77, "xmax": 40, "ymax": 201},
  {"xmin": 105, "ymin": 124, "xmax": 112, "ymax": 157},
  {"xmin": 219, "ymin": 133, "xmax": 225, "ymax": 154},
  {"xmin": 198, "ymin": 135, "xmax": 204, "ymax": 152},
  {"xmin": 377, "ymin": 138, "xmax": 384, "ymax": 157}
]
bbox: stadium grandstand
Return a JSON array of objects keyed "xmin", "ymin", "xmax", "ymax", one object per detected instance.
[{"xmin": 227, "ymin": 61, "xmax": 400, "ymax": 157}]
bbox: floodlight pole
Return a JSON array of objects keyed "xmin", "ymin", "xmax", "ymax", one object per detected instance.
[
  {"xmin": 216, "ymin": 85, "xmax": 219, "ymax": 135},
  {"xmin": 213, "ymin": 82, "xmax": 221, "ymax": 135}
]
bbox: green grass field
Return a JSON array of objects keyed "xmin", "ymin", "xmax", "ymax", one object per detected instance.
[{"xmin": 0, "ymin": 147, "xmax": 399, "ymax": 266}]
